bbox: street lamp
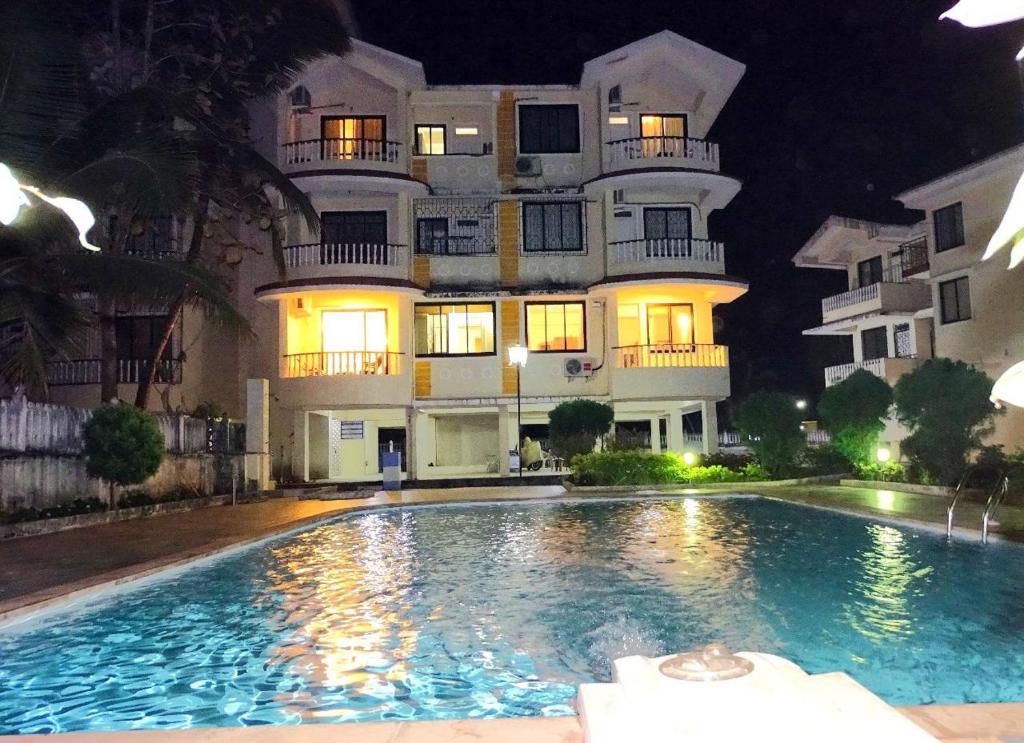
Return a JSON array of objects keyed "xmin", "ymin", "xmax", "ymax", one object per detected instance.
[
  {"xmin": 508, "ymin": 344, "xmax": 529, "ymax": 478},
  {"xmin": 795, "ymin": 399, "xmax": 808, "ymax": 411}
]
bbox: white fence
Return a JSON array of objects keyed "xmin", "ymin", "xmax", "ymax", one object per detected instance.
[
  {"xmin": 719, "ymin": 430, "xmax": 832, "ymax": 448},
  {"xmin": 0, "ymin": 393, "xmax": 210, "ymax": 456}
]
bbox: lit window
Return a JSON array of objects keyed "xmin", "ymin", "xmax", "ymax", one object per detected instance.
[
  {"xmin": 454, "ymin": 126, "xmax": 479, "ymax": 136},
  {"xmin": 617, "ymin": 304, "xmax": 641, "ymax": 347},
  {"xmin": 647, "ymin": 304, "xmax": 693, "ymax": 346},
  {"xmin": 321, "ymin": 116, "xmax": 385, "ymax": 159},
  {"xmin": 322, "ymin": 310, "xmax": 388, "ymax": 374},
  {"xmin": 415, "ymin": 304, "xmax": 495, "ymax": 356},
  {"xmin": 526, "ymin": 302, "xmax": 585, "ymax": 352},
  {"xmin": 415, "ymin": 125, "xmax": 446, "ymax": 155},
  {"xmin": 608, "ymin": 115, "xmax": 629, "ymax": 125}
]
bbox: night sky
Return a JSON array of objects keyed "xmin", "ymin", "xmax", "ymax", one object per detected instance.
[{"xmin": 350, "ymin": 0, "xmax": 1024, "ymax": 409}]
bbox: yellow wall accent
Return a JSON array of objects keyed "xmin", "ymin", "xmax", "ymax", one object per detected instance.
[
  {"xmin": 413, "ymin": 255, "xmax": 431, "ymax": 288},
  {"xmin": 500, "ymin": 300, "xmax": 520, "ymax": 395},
  {"xmin": 411, "ymin": 157, "xmax": 428, "ymax": 183},
  {"xmin": 497, "ymin": 200, "xmax": 519, "ymax": 288},
  {"xmin": 415, "ymin": 360, "xmax": 432, "ymax": 397},
  {"xmin": 496, "ymin": 91, "xmax": 517, "ymax": 190}
]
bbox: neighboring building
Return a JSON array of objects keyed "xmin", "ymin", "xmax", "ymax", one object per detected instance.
[
  {"xmin": 50, "ymin": 31, "xmax": 750, "ymax": 483},
  {"xmin": 794, "ymin": 144, "xmax": 1024, "ymax": 453}
]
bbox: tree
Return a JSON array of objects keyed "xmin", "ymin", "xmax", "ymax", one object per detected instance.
[
  {"xmin": 549, "ymin": 400, "xmax": 614, "ymax": 460},
  {"xmin": 894, "ymin": 358, "xmax": 1001, "ymax": 484},
  {"xmin": 82, "ymin": 402, "xmax": 164, "ymax": 508},
  {"xmin": 818, "ymin": 369, "xmax": 893, "ymax": 467},
  {"xmin": 733, "ymin": 391, "xmax": 805, "ymax": 477}
]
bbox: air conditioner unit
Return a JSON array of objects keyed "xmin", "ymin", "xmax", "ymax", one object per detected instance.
[
  {"xmin": 294, "ymin": 296, "xmax": 312, "ymax": 316},
  {"xmin": 564, "ymin": 357, "xmax": 596, "ymax": 378},
  {"xmin": 515, "ymin": 155, "xmax": 542, "ymax": 176}
]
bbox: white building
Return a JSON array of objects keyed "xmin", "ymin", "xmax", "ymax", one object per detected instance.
[
  {"xmin": 51, "ymin": 32, "xmax": 750, "ymax": 483},
  {"xmin": 794, "ymin": 144, "xmax": 1024, "ymax": 453}
]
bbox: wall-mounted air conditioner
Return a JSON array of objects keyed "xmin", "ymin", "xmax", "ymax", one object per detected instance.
[
  {"xmin": 515, "ymin": 155, "xmax": 542, "ymax": 176},
  {"xmin": 564, "ymin": 358, "xmax": 596, "ymax": 378}
]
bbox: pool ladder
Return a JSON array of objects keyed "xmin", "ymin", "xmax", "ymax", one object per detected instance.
[{"xmin": 946, "ymin": 464, "xmax": 1009, "ymax": 544}]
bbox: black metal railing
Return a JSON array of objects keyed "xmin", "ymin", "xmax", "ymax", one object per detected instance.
[{"xmin": 415, "ymin": 236, "xmax": 496, "ymax": 256}]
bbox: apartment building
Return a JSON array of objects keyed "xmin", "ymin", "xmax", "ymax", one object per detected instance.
[
  {"xmin": 50, "ymin": 31, "xmax": 749, "ymax": 483},
  {"xmin": 794, "ymin": 144, "xmax": 1024, "ymax": 452}
]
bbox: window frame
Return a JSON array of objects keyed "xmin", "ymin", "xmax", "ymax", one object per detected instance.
[
  {"xmin": 517, "ymin": 104, "xmax": 581, "ymax": 154},
  {"xmin": 642, "ymin": 207, "xmax": 692, "ymax": 240},
  {"xmin": 414, "ymin": 124, "xmax": 447, "ymax": 155},
  {"xmin": 860, "ymin": 326, "xmax": 888, "ymax": 361},
  {"xmin": 939, "ymin": 276, "xmax": 972, "ymax": 324},
  {"xmin": 415, "ymin": 217, "xmax": 449, "ymax": 255},
  {"xmin": 524, "ymin": 301, "xmax": 587, "ymax": 353},
  {"xmin": 320, "ymin": 210, "xmax": 388, "ymax": 245},
  {"xmin": 521, "ymin": 201, "xmax": 585, "ymax": 254},
  {"xmin": 414, "ymin": 302, "xmax": 497, "ymax": 358},
  {"xmin": 645, "ymin": 303, "xmax": 695, "ymax": 347},
  {"xmin": 856, "ymin": 256, "xmax": 884, "ymax": 288},
  {"xmin": 933, "ymin": 202, "xmax": 965, "ymax": 253},
  {"xmin": 321, "ymin": 308, "xmax": 389, "ymax": 354},
  {"xmin": 639, "ymin": 113, "xmax": 688, "ymax": 140},
  {"xmin": 320, "ymin": 115, "xmax": 387, "ymax": 142}
]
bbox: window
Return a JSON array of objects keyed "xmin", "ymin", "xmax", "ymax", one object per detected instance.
[
  {"xmin": 934, "ymin": 202, "xmax": 964, "ymax": 252},
  {"xmin": 526, "ymin": 302, "xmax": 585, "ymax": 352},
  {"xmin": 116, "ymin": 315, "xmax": 176, "ymax": 361},
  {"xmin": 857, "ymin": 256, "xmax": 884, "ymax": 288},
  {"xmin": 454, "ymin": 126, "xmax": 478, "ymax": 136},
  {"xmin": 322, "ymin": 211, "xmax": 387, "ymax": 245},
  {"xmin": 518, "ymin": 104, "xmax": 580, "ymax": 153},
  {"xmin": 939, "ymin": 276, "xmax": 971, "ymax": 324},
  {"xmin": 861, "ymin": 327, "xmax": 888, "ymax": 360},
  {"xmin": 122, "ymin": 215, "xmax": 178, "ymax": 257},
  {"xmin": 415, "ymin": 125, "xmax": 446, "ymax": 155},
  {"xmin": 416, "ymin": 218, "xmax": 449, "ymax": 254},
  {"xmin": 321, "ymin": 116, "xmax": 385, "ymax": 159},
  {"xmin": 522, "ymin": 202, "xmax": 583, "ymax": 253},
  {"xmin": 647, "ymin": 304, "xmax": 694, "ymax": 346},
  {"xmin": 893, "ymin": 323, "xmax": 912, "ymax": 358},
  {"xmin": 322, "ymin": 310, "xmax": 388, "ymax": 374},
  {"xmin": 415, "ymin": 304, "xmax": 495, "ymax": 356},
  {"xmin": 640, "ymin": 114, "xmax": 687, "ymax": 139},
  {"xmin": 643, "ymin": 208, "xmax": 691, "ymax": 239}
]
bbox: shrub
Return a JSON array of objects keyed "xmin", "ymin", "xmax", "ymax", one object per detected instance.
[
  {"xmin": 568, "ymin": 451, "xmax": 771, "ymax": 486},
  {"xmin": 818, "ymin": 370, "xmax": 893, "ymax": 467},
  {"xmin": 83, "ymin": 402, "xmax": 164, "ymax": 508},
  {"xmin": 118, "ymin": 490, "xmax": 156, "ymax": 509},
  {"xmin": 894, "ymin": 359, "xmax": 1000, "ymax": 484},
  {"xmin": 0, "ymin": 498, "xmax": 107, "ymax": 525},
  {"xmin": 549, "ymin": 399, "xmax": 614, "ymax": 460},
  {"xmin": 854, "ymin": 461, "xmax": 907, "ymax": 482},
  {"xmin": 704, "ymin": 451, "xmax": 754, "ymax": 469},
  {"xmin": 798, "ymin": 445, "xmax": 852, "ymax": 476},
  {"xmin": 733, "ymin": 391, "xmax": 805, "ymax": 477}
]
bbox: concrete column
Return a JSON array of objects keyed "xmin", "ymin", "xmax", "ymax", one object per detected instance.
[
  {"xmin": 666, "ymin": 408, "xmax": 685, "ymax": 454},
  {"xmin": 498, "ymin": 405, "xmax": 512, "ymax": 476},
  {"xmin": 649, "ymin": 417, "xmax": 661, "ymax": 453},
  {"xmin": 412, "ymin": 410, "xmax": 432, "ymax": 480},
  {"xmin": 245, "ymin": 378, "xmax": 271, "ymax": 490},
  {"xmin": 291, "ymin": 409, "xmax": 308, "ymax": 482},
  {"xmin": 701, "ymin": 400, "xmax": 719, "ymax": 455}
]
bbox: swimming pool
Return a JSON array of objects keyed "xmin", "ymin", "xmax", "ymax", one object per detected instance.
[{"xmin": 1, "ymin": 496, "xmax": 1023, "ymax": 734}]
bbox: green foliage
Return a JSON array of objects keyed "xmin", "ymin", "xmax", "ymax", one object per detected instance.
[
  {"xmin": 703, "ymin": 451, "xmax": 754, "ymax": 469},
  {"xmin": 894, "ymin": 359, "xmax": 1001, "ymax": 484},
  {"xmin": 733, "ymin": 391, "xmax": 805, "ymax": 477},
  {"xmin": 854, "ymin": 461, "xmax": 907, "ymax": 482},
  {"xmin": 549, "ymin": 400, "xmax": 614, "ymax": 459},
  {"xmin": 0, "ymin": 498, "xmax": 105, "ymax": 525},
  {"xmin": 569, "ymin": 450, "xmax": 770, "ymax": 486},
  {"xmin": 798, "ymin": 444, "xmax": 852, "ymax": 475},
  {"xmin": 83, "ymin": 404, "xmax": 164, "ymax": 495},
  {"xmin": 818, "ymin": 370, "xmax": 893, "ymax": 467}
]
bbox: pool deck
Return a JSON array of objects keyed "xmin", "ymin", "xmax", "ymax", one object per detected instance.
[{"xmin": 2, "ymin": 482, "xmax": 1024, "ymax": 741}]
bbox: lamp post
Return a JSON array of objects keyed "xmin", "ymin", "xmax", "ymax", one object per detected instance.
[{"xmin": 508, "ymin": 344, "xmax": 529, "ymax": 479}]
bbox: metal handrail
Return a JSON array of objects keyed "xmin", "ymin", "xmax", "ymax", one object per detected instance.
[
  {"xmin": 946, "ymin": 464, "xmax": 1005, "ymax": 541},
  {"xmin": 982, "ymin": 475, "xmax": 1010, "ymax": 544}
]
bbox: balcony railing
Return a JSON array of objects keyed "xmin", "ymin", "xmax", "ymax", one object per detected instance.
[
  {"xmin": 283, "ymin": 243, "xmax": 404, "ymax": 268},
  {"xmin": 824, "ymin": 358, "xmax": 885, "ymax": 386},
  {"xmin": 606, "ymin": 136, "xmax": 719, "ymax": 171},
  {"xmin": 282, "ymin": 138, "xmax": 402, "ymax": 166},
  {"xmin": 897, "ymin": 236, "xmax": 929, "ymax": 276},
  {"xmin": 415, "ymin": 236, "xmax": 495, "ymax": 256},
  {"xmin": 822, "ymin": 282, "xmax": 881, "ymax": 315},
  {"xmin": 615, "ymin": 343, "xmax": 728, "ymax": 369},
  {"xmin": 284, "ymin": 351, "xmax": 402, "ymax": 378},
  {"xmin": 46, "ymin": 358, "xmax": 182, "ymax": 386},
  {"xmin": 610, "ymin": 238, "xmax": 723, "ymax": 265}
]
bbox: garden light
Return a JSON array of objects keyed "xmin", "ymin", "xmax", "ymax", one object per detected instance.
[
  {"xmin": 0, "ymin": 162, "xmax": 100, "ymax": 251},
  {"xmin": 682, "ymin": 451, "xmax": 697, "ymax": 466},
  {"xmin": 876, "ymin": 447, "xmax": 891, "ymax": 463},
  {"xmin": 795, "ymin": 399, "xmax": 807, "ymax": 410}
]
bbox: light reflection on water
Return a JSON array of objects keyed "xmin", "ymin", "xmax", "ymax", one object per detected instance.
[{"xmin": 1, "ymin": 498, "xmax": 1024, "ymax": 735}]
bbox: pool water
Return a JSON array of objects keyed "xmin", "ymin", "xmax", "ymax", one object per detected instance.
[{"xmin": 2, "ymin": 497, "xmax": 1024, "ymax": 734}]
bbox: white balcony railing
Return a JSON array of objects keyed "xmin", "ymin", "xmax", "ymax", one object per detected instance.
[
  {"xmin": 610, "ymin": 238, "xmax": 724, "ymax": 268},
  {"xmin": 606, "ymin": 136, "xmax": 720, "ymax": 171},
  {"xmin": 284, "ymin": 351, "xmax": 403, "ymax": 378},
  {"xmin": 821, "ymin": 282, "xmax": 880, "ymax": 315},
  {"xmin": 282, "ymin": 138, "xmax": 403, "ymax": 166},
  {"xmin": 615, "ymin": 344, "xmax": 729, "ymax": 369},
  {"xmin": 46, "ymin": 358, "xmax": 182, "ymax": 386},
  {"xmin": 824, "ymin": 358, "xmax": 885, "ymax": 387},
  {"xmin": 283, "ymin": 243, "xmax": 404, "ymax": 268}
]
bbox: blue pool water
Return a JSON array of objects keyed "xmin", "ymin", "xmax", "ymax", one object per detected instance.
[{"xmin": 2, "ymin": 497, "xmax": 1024, "ymax": 734}]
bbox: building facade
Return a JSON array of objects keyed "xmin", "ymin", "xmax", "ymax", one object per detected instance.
[
  {"xmin": 51, "ymin": 31, "xmax": 750, "ymax": 483},
  {"xmin": 794, "ymin": 144, "xmax": 1024, "ymax": 453}
]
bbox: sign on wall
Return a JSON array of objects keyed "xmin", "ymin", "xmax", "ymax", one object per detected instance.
[{"xmin": 339, "ymin": 421, "xmax": 364, "ymax": 440}]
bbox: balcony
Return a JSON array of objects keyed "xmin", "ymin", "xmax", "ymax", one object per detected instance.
[
  {"xmin": 896, "ymin": 236, "xmax": 929, "ymax": 276},
  {"xmin": 824, "ymin": 356, "xmax": 923, "ymax": 387},
  {"xmin": 282, "ymin": 243, "xmax": 409, "ymax": 283},
  {"xmin": 611, "ymin": 343, "xmax": 730, "ymax": 400},
  {"xmin": 283, "ymin": 351, "xmax": 403, "ymax": 378},
  {"xmin": 609, "ymin": 238, "xmax": 725, "ymax": 274},
  {"xmin": 820, "ymin": 279, "xmax": 931, "ymax": 325},
  {"xmin": 46, "ymin": 358, "xmax": 182, "ymax": 386},
  {"xmin": 281, "ymin": 137, "xmax": 406, "ymax": 174},
  {"xmin": 606, "ymin": 136, "xmax": 720, "ymax": 173}
]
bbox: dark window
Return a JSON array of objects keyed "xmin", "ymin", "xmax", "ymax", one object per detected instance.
[
  {"xmin": 893, "ymin": 323, "xmax": 912, "ymax": 357},
  {"xmin": 522, "ymin": 202, "xmax": 583, "ymax": 252},
  {"xmin": 939, "ymin": 276, "xmax": 971, "ymax": 324},
  {"xmin": 414, "ymin": 303, "xmax": 496, "ymax": 356},
  {"xmin": 934, "ymin": 202, "xmax": 965, "ymax": 252},
  {"xmin": 116, "ymin": 315, "xmax": 175, "ymax": 361},
  {"xmin": 415, "ymin": 125, "xmax": 445, "ymax": 155},
  {"xmin": 861, "ymin": 327, "xmax": 888, "ymax": 360},
  {"xmin": 518, "ymin": 105, "xmax": 580, "ymax": 154},
  {"xmin": 416, "ymin": 218, "xmax": 449, "ymax": 254},
  {"xmin": 643, "ymin": 208, "xmax": 691, "ymax": 239},
  {"xmin": 321, "ymin": 211, "xmax": 387, "ymax": 245},
  {"xmin": 857, "ymin": 256, "xmax": 884, "ymax": 288}
]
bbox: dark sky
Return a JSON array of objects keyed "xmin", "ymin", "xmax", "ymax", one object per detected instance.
[{"xmin": 351, "ymin": 0, "xmax": 1024, "ymax": 406}]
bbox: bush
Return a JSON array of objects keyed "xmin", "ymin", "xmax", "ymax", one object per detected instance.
[
  {"xmin": 854, "ymin": 461, "xmax": 907, "ymax": 482},
  {"xmin": 569, "ymin": 450, "xmax": 771, "ymax": 486},
  {"xmin": 118, "ymin": 490, "xmax": 156, "ymax": 508},
  {"xmin": 0, "ymin": 498, "xmax": 107, "ymax": 525},
  {"xmin": 733, "ymin": 391, "xmax": 805, "ymax": 477},
  {"xmin": 894, "ymin": 359, "xmax": 1000, "ymax": 484},
  {"xmin": 798, "ymin": 445, "xmax": 852, "ymax": 476},
  {"xmin": 818, "ymin": 370, "xmax": 893, "ymax": 467},
  {"xmin": 704, "ymin": 451, "xmax": 754, "ymax": 469},
  {"xmin": 549, "ymin": 399, "xmax": 614, "ymax": 460},
  {"xmin": 83, "ymin": 402, "xmax": 164, "ymax": 508}
]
